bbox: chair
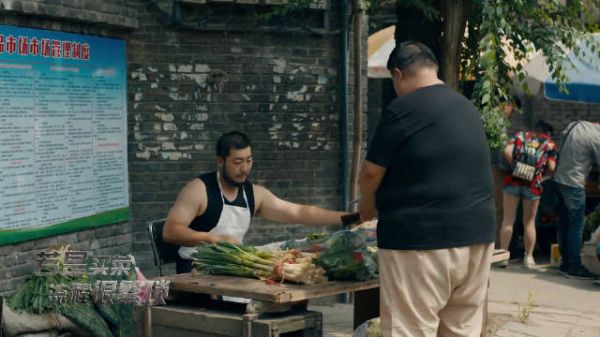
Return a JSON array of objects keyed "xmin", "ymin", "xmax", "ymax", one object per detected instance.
[{"xmin": 147, "ymin": 219, "xmax": 180, "ymax": 276}]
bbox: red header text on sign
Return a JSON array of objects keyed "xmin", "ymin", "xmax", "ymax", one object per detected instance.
[{"xmin": 0, "ymin": 34, "xmax": 90, "ymax": 60}]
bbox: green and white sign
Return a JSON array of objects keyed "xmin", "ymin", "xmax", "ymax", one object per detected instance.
[{"xmin": 0, "ymin": 25, "xmax": 129, "ymax": 245}]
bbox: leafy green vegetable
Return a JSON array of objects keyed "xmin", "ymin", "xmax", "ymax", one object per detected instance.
[{"xmin": 61, "ymin": 303, "xmax": 115, "ymax": 337}]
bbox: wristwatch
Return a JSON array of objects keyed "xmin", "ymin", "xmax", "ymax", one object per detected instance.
[{"xmin": 341, "ymin": 212, "xmax": 361, "ymax": 226}]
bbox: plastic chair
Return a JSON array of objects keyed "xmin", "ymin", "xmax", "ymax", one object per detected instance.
[{"xmin": 147, "ymin": 219, "xmax": 179, "ymax": 276}]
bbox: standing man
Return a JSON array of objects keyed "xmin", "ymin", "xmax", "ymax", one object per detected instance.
[
  {"xmin": 163, "ymin": 131, "xmax": 357, "ymax": 273},
  {"xmin": 553, "ymin": 121, "xmax": 600, "ymax": 279},
  {"xmin": 359, "ymin": 42, "xmax": 495, "ymax": 337}
]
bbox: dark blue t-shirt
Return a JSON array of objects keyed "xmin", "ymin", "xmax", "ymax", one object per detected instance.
[{"xmin": 366, "ymin": 84, "xmax": 495, "ymax": 250}]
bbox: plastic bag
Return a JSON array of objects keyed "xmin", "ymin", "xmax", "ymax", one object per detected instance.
[
  {"xmin": 590, "ymin": 225, "xmax": 600, "ymax": 244},
  {"xmin": 352, "ymin": 317, "xmax": 381, "ymax": 337},
  {"xmin": 315, "ymin": 230, "xmax": 378, "ymax": 281},
  {"xmin": 280, "ymin": 233, "xmax": 331, "ymax": 252},
  {"xmin": 283, "ymin": 229, "xmax": 366, "ymax": 252},
  {"xmin": 281, "ymin": 229, "xmax": 378, "ymax": 281},
  {"xmin": 316, "ymin": 246, "xmax": 378, "ymax": 281}
]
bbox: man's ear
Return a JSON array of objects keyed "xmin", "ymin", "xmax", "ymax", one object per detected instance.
[
  {"xmin": 390, "ymin": 68, "xmax": 402, "ymax": 80},
  {"xmin": 217, "ymin": 156, "xmax": 225, "ymax": 167}
]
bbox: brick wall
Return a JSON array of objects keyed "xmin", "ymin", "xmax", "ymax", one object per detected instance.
[
  {"xmin": 0, "ymin": 0, "xmax": 367, "ymax": 290},
  {"xmin": 0, "ymin": 0, "xmax": 138, "ymax": 28},
  {"xmin": 0, "ymin": 224, "xmax": 131, "ymax": 296},
  {"xmin": 511, "ymin": 92, "xmax": 600, "ymax": 142},
  {"xmin": 127, "ymin": 1, "xmax": 367, "ymax": 275},
  {"xmin": 0, "ymin": 1, "xmax": 136, "ymax": 296}
]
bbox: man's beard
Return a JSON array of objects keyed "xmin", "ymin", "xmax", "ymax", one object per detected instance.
[{"xmin": 221, "ymin": 166, "xmax": 246, "ymax": 187}]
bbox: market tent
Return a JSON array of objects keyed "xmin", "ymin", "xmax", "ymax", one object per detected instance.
[
  {"xmin": 368, "ymin": 25, "xmax": 395, "ymax": 78},
  {"xmin": 369, "ymin": 26, "xmax": 600, "ymax": 105},
  {"xmin": 517, "ymin": 33, "xmax": 600, "ymax": 104}
]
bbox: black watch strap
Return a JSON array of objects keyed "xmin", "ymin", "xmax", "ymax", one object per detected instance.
[{"xmin": 341, "ymin": 212, "xmax": 361, "ymax": 226}]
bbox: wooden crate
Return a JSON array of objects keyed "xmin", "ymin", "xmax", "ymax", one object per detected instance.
[{"xmin": 150, "ymin": 304, "xmax": 322, "ymax": 337}]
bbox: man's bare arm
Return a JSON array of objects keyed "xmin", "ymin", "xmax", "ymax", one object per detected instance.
[
  {"xmin": 359, "ymin": 160, "xmax": 386, "ymax": 222},
  {"xmin": 163, "ymin": 179, "xmax": 236, "ymax": 246},
  {"xmin": 254, "ymin": 185, "xmax": 346, "ymax": 226}
]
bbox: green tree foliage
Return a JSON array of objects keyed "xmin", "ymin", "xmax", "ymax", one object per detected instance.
[
  {"xmin": 467, "ymin": 0, "xmax": 599, "ymax": 149},
  {"xmin": 273, "ymin": 0, "xmax": 600, "ymax": 150}
]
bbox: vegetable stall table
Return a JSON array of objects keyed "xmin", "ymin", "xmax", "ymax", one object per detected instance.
[
  {"xmin": 142, "ymin": 273, "xmax": 379, "ymax": 337},
  {"xmin": 141, "ymin": 249, "xmax": 508, "ymax": 337}
]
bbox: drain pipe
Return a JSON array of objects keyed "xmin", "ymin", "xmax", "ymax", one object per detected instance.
[
  {"xmin": 339, "ymin": 0, "xmax": 350, "ymax": 213},
  {"xmin": 339, "ymin": 0, "xmax": 351, "ymax": 305}
]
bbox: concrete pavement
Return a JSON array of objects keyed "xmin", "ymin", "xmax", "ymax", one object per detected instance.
[
  {"xmin": 311, "ymin": 263, "xmax": 600, "ymax": 337},
  {"xmin": 486, "ymin": 263, "xmax": 600, "ymax": 337}
]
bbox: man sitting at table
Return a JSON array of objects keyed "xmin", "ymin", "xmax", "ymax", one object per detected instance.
[{"xmin": 163, "ymin": 131, "xmax": 358, "ymax": 273}]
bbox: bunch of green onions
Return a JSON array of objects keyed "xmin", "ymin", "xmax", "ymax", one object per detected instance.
[{"xmin": 191, "ymin": 242, "xmax": 327, "ymax": 285}]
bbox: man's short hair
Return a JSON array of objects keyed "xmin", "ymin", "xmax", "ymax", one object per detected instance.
[
  {"xmin": 216, "ymin": 131, "xmax": 252, "ymax": 158},
  {"xmin": 534, "ymin": 120, "xmax": 554, "ymax": 136},
  {"xmin": 386, "ymin": 41, "xmax": 439, "ymax": 73}
]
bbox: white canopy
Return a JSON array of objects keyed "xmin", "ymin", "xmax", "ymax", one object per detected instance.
[{"xmin": 367, "ymin": 25, "xmax": 395, "ymax": 79}]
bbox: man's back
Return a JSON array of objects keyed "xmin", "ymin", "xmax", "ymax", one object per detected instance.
[
  {"xmin": 554, "ymin": 121, "xmax": 600, "ymax": 188},
  {"xmin": 367, "ymin": 84, "xmax": 495, "ymax": 250}
]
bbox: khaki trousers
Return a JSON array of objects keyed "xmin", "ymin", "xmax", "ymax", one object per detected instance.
[{"xmin": 379, "ymin": 242, "xmax": 494, "ymax": 337}]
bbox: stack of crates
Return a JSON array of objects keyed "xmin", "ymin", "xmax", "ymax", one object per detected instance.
[{"xmin": 148, "ymin": 304, "xmax": 322, "ymax": 337}]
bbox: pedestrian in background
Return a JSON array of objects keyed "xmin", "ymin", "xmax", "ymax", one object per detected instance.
[
  {"xmin": 491, "ymin": 100, "xmax": 519, "ymax": 249},
  {"xmin": 498, "ymin": 120, "xmax": 557, "ymax": 269},
  {"xmin": 359, "ymin": 41, "xmax": 495, "ymax": 337},
  {"xmin": 553, "ymin": 121, "xmax": 600, "ymax": 279}
]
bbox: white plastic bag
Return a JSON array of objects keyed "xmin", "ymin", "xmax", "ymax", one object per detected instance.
[
  {"xmin": 590, "ymin": 225, "xmax": 600, "ymax": 244},
  {"xmin": 2, "ymin": 301, "xmax": 86, "ymax": 337},
  {"xmin": 352, "ymin": 317, "xmax": 381, "ymax": 337}
]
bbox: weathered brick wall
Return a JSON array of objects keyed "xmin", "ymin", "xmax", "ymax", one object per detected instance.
[
  {"xmin": 0, "ymin": 2, "xmax": 136, "ymax": 296},
  {"xmin": 0, "ymin": 224, "xmax": 131, "ymax": 296},
  {"xmin": 511, "ymin": 93, "xmax": 600, "ymax": 142},
  {"xmin": 0, "ymin": 0, "xmax": 138, "ymax": 28},
  {"xmin": 0, "ymin": 1, "xmax": 366, "ymax": 290},
  {"xmin": 128, "ymin": 2, "xmax": 367, "ymax": 275}
]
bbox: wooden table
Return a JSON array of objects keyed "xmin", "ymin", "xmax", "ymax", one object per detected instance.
[
  {"xmin": 158, "ymin": 249, "xmax": 509, "ymax": 331},
  {"xmin": 149, "ymin": 274, "xmax": 379, "ymax": 336},
  {"xmin": 161, "ymin": 272, "xmax": 379, "ymax": 306}
]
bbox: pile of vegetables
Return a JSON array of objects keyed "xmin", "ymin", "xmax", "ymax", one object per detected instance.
[
  {"xmin": 191, "ymin": 242, "xmax": 328, "ymax": 285},
  {"xmin": 5, "ymin": 246, "xmax": 138, "ymax": 337},
  {"xmin": 193, "ymin": 222, "xmax": 380, "ymax": 284},
  {"xmin": 8, "ymin": 274, "xmax": 65, "ymax": 315},
  {"xmin": 282, "ymin": 225, "xmax": 379, "ymax": 282}
]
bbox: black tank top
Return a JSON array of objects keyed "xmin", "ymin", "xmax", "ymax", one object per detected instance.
[
  {"xmin": 188, "ymin": 171, "xmax": 255, "ymax": 233},
  {"xmin": 176, "ymin": 171, "xmax": 256, "ymax": 273}
]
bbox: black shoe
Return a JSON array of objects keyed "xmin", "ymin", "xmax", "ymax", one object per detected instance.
[
  {"xmin": 558, "ymin": 264, "xmax": 568, "ymax": 275},
  {"xmin": 565, "ymin": 265, "xmax": 596, "ymax": 280}
]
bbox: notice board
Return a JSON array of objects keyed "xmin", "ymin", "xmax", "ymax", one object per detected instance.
[{"xmin": 0, "ymin": 25, "xmax": 129, "ymax": 245}]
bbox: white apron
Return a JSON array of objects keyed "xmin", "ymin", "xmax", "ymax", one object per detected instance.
[{"xmin": 178, "ymin": 171, "xmax": 252, "ymax": 259}]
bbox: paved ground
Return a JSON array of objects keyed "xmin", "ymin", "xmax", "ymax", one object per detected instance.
[{"xmin": 311, "ymin": 262, "xmax": 600, "ymax": 337}]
